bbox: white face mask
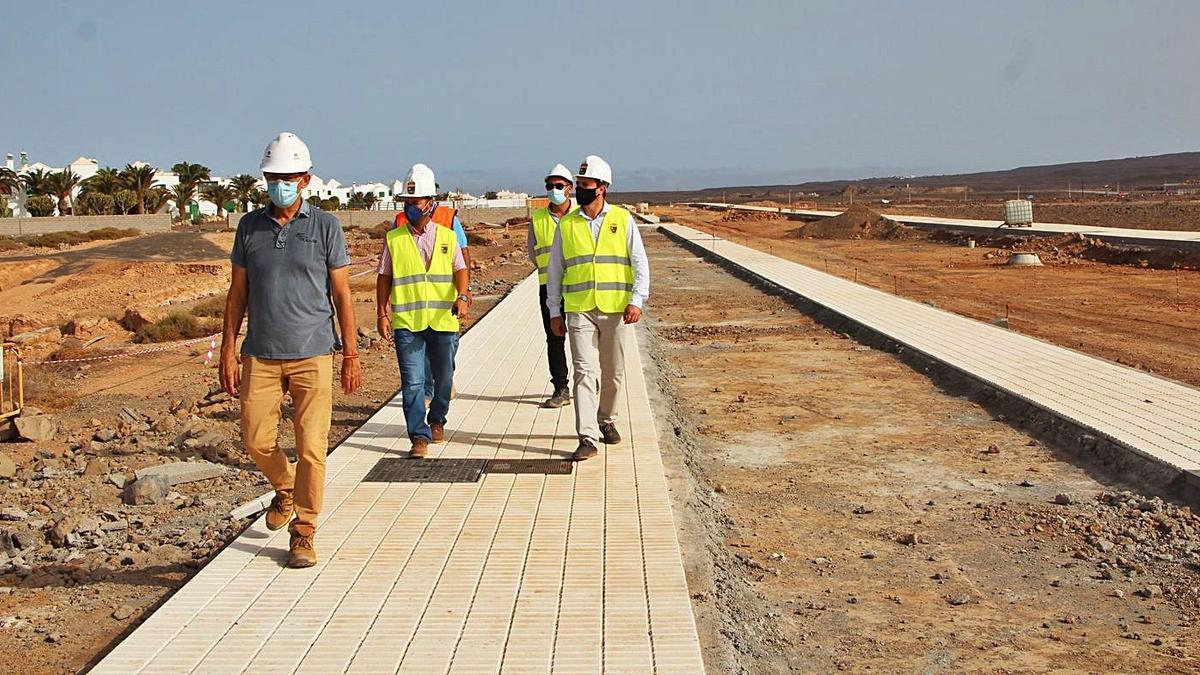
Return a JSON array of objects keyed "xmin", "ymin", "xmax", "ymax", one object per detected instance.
[{"xmin": 548, "ymin": 188, "xmax": 568, "ymax": 206}]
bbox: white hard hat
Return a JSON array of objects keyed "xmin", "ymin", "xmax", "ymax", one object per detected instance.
[
  {"xmin": 545, "ymin": 163, "xmax": 573, "ymax": 182},
  {"xmin": 575, "ymin": 155, "xmax": 612, "ymax": 185},
  {"xmin": 396, "ymin": 163, "xmax": 437, "ymax": 198},
  {"xmin": 260, "ymin": 132, "xmax": 312, "ymax": 173}
]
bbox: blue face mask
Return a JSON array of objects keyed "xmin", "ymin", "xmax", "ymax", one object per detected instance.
[
  {"xmin": 404, "ymin": 202, "xmax": 429, "ymax": 224},
  {"xmin": 548, "ymin": 188, "xmax": 568, "ymax": 206},
  {"xmin": 266, "ymin": 180, "xmax": 300, "ymax": 208}
]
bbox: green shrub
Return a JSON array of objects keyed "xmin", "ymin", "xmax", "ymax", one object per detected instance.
[
  {"xmin": 26, "ymin": 195, "xmax": 55, "ymax": 217},
  {"xmin": 133, "ymin": 313, "xmax": 215, "ymax": 343},
  {"xmin": 78, "ymin": 192, "xmax": 115, "ymax": 215}
]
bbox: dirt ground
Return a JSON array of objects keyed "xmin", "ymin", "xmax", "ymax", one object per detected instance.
[
  {"xmin": 0, "ymin": 221, "xmax": 530, "ymax": 674},
  {"xmin": 641, "ymin": 229, "xmax": 1200, "ymax": 673},
  {"xmin": 662, "ymin": 205, "xmax": 1200, "ymax": 389},
  {"xmin": 740, "ymin": 198, "xmax": 1200, "ymax": 233}
]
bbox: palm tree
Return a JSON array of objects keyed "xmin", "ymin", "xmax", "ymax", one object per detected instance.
[
  {"xmin": 349, "ymin": 191, "xmax": 378, "ymax": 210},
  {"xmin": 171, "ymin": 162, "xmax": 210, "ymax": 191},
  {"xmin": 201, "ymin": 182, "xmax": 236, "ymax": 217},
  {"xmin": 145, "ymin": 186, "xmax": 170, "ymax": 214},
  {"xmin": 171, "ymin": 182, "xmax": 195, "ymax": 221},
  {"xmin": 119, "ymin": 164, "xmax": 159, "ymax": 214},
  {"xmin": 0, "ymin": 167, "xmax": 19, "ymax": 195},
  {"xmin": 229, "ymin": 174, "xmax": 260, "ymax": 212},
  {"xmin": 45, "ymin": 170, "xmax": 82, "ymax": 215},
  {"xmin": 251, "ymin": 188, "xmax": 269, "ymax": 208},
  {"xmin": 80, "ymin": 166, "xmax": 121, "ymax": 198},
  {"xmin": 21, "ymin": 168, "xmax": 53, "ymax": 197}
]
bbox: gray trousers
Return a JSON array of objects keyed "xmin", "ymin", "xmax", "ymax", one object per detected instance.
[{"xmin": 566, "ymin": 309, "xmax": 627, "ymax": 444}]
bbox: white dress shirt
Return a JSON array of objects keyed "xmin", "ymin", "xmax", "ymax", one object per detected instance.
[{"xmin": 545, "ymin": 201, "xmax": 650, "ymax": 318}]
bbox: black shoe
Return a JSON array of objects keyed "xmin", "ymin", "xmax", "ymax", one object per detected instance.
[
  {"xmin": 599, "ymin": 422, "xmax": 621, "ymax": 445},
  {"xmin": 573, "ymin": 439, "xmax": 598, "ymax": 461},
  {"xmin": 542, "ymin": 388, "xmax": 571, "ymax": 408}
]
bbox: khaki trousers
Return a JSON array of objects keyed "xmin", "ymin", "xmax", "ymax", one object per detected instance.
[
  {"xmin": 566, "ymin": 309, "xmax": 627, "ymax": 445},
  {"xmin": 240, "ymin": 355, "xmax": 333, "ymax": 536}
]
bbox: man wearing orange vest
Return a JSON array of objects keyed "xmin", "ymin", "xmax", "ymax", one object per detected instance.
[
  {"xmin": 527, "ymin": 163, "xmax": 575, "ymax": 408},
  {"xmin": 387, "ymin": 163, "xmax": 471, "ymax": 406}
]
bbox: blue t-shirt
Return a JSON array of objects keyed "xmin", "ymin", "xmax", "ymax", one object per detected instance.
[
  {"xmin": 450, "ymin": 215, "xmax": 468, "ymax": 248},
  {"xmin": 230, "ymin": 201, "xmax": 351, "ymax": 359}
]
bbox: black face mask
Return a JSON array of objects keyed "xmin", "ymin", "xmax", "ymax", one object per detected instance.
[{"xmin": 575, "ymin": 185, "xmax": 600, "ymax": 207}]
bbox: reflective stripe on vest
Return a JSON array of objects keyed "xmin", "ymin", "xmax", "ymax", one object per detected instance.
[
  {"xmin": 559, "ymin": 205, "xmax": 635, "ymax": 314},
  {"xmin": 385, "ymin": 224, "xmax": 459, "ymax": 333},
  {"xmin": 531, "ymin": 206, "xmax": 574, "ymax": 285}
]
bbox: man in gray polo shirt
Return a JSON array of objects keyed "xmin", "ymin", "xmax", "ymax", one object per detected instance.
[{"xmin": 219, "ymin": 132, "xmax": 361, "ymax": 568}]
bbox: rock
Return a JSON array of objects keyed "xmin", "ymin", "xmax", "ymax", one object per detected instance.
[
  {"xmin": 45, "ymin": 632, "xmax": 63, "ymax": 644},
  {"xmin": 112, "ymin": 605, "xmax": 136, "ymax": 620},
  {"xmin": 93, "ymin": 429, "xmax": 116, "ymax": 443},
  {"xmin": 14, "ymin": 415, "xmax": 56, "ymax": 442},
  {"xmin": 1054, "ymin": 493, "xmax": 1075, "ymax": 505},
  {"xmin": 0, "ymin": 507, "xmax": 29, "ymax": 521},
  {"xmin": 1111, "ymin": 589, "xmax": 1125, "ymax": 598},
  {"xmin": 1018, "ymin": 479, "xmax": 1035, "ymax": 487},
  {"xmin": 898, "ymin": 532, "xmax": 924, "ymax": 546},
  {"xmin": 83, "ymin": 458, "xmax": 110, "ymax": 477},
  {"xmin": 948, "ymin": 594, "xmax": 971, "ymax": 606},
  {"xmin": 852, "ymin": 504, "xmax": 874, "ymax": 515},
  {"xmin": 107, "ymin": 473, "xmax": 128, "ymax": 489},
  {"xmin": 0, "ymin": 453, "xmax": 16, "ymax": 479},
  {"xmin": 10, "ymin": 327, "xmax": 54, "ymax": 344},
  {"xmin": 714, "ymin": 484, "xmax": 727, "ymax": 494},
  {"xmin": 1137, "ymin": 585, "xmax": 1163, "ymax": 599},
  {"xmin": 119, "ymin": 308, "xmax": 153, "ymax": 332},
  {"xmin": 49, "ymin": 515, "xmax": 80, "ymax": 547},
  {"xmin": 861, "ymin": 550, "xmax": 878, "ymax": 559},
  {"xmin": 122, "ymin": 475, "xmax": 170, "ymax": 505}
]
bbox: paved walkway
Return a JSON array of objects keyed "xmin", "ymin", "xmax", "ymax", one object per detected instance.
[
  {"xmin": 689, "ymin": 202, "xmax": 1200, "ymax": 249},
  {"xmin": 661, "ymin": 223, "xmax": 1200, "ymax": 481},
  {"xmin": 94, "ymin": 275, "xmax": 704, "ymax": 674}
]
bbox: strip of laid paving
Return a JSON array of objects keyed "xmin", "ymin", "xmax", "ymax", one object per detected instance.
[
  {"xmin": 688, "ymin": 202, "xmax": 1200, "ymax": 248},
  {"xmin": 660, "ymin": 223, "xmax": 1200, "ymax": 482},
  {"xmin": 92, "ymin": 274, "xmax": 704, "ymax": 674}
]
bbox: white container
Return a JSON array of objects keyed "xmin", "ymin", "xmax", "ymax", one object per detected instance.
[{"xmin": 1004, "ymin": 199, "xmax": 1033, "ymax": 226}]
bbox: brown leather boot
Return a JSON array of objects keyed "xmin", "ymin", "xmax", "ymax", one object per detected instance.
[
  {"xmin": 265, "ymin": 491, "xmax": 294, "ymax": 531},
  {"xmin": 288, "ymin": 526, "xmax": 317, "ymax": 568},
  {"xmin": 573, "ymin": 439, "xmax": 598, "ymax": 461},
  {"xmin": 430, "ymin": 424, "xmax": 445, "ymax": 443},
  {"xmin": 410, "ymin": 437, "xmax": 429, "ymax": 459}
]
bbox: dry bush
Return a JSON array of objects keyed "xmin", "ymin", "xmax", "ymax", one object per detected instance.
[
  {"xmin": 0, "ymin": 236, "xmax": 23, "ymax": 252},
  {"xmin": 190, "ymin": 295, "xmax": 225, "ymax": 318},
  {"xmin": 134, "ymin": 313, "xmax": 216, "ymax": 343},
  {"xmin": 366, "ymin": 220, "xmax": 392, "ymax": 239}
]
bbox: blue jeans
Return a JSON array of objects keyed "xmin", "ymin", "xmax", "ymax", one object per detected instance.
[{"xmin": 395, "ymin": 329, "xmax": 458, "ymax": 441}]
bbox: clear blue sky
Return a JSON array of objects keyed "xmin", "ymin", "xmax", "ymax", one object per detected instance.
[{"xmin": 3, "ymin": 1, "xmax": 1197, "ymax": 192}]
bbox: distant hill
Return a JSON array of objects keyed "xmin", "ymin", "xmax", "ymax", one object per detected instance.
[{"xmin": 611, "ymin": 152, "xmax": 1200, "ymax": 204}]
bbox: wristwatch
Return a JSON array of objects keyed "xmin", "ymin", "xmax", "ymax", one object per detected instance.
[{"xmin": 457, "ymin": 293, "xmax": 471, "ymax": 303}]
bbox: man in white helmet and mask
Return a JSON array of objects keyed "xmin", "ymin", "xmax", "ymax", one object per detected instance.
[
  {"xmin": 527, "ymin": 163, "xmax": 575, "ymax": 408},
  {"xmin": 220, "ymin": 132, "xmax": 362, "ymax": 568},
  {"xmin": 546, "ymin": 155, "xmax": 650, "ymax": 461}
]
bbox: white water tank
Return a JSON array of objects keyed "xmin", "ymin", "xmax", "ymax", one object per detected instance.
[{"xmin": 1004, "ymin": 199, "xmax": 1033, "ymax": 227}]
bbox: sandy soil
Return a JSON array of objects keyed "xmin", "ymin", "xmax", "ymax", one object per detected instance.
[
  {"xmin": 641, "ymin": 229, "xmax": 1200, "ymax": 673},
  {"xmin": 661, "ymin": 205, "xmax": 1200, "ymax": 389},
  {"xmin": 0, "ymin": 224, "xmax": 530, "ymax": 674}
]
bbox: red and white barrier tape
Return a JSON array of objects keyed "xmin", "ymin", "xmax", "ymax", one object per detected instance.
[{"xmin": 20, "ymin": 331, "xmax": 225, "ymax": 366}]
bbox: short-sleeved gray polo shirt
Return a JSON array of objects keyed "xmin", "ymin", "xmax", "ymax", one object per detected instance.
[{"xmin": 230, "ymin": 200, "xmax": 351, "ymax": 359}]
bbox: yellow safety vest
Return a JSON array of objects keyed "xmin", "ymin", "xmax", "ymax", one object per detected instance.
[
  {"xmin": 560, "ymin": 204, "xmax": 635, "ymax": 314},
  {"xmin": 386, "ymin": 224, "xmax": 459, "ymax": 332},
  {"xmin": 531, "ymin": 206, "xmax": 574, "ymax": 285}
]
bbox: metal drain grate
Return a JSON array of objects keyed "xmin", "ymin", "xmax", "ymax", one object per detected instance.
[
  {"xmin": 362, "ymin": 458, "xmax": 487, "ymax": 483},
  {"xmin": 485, "ymin": 459, "xmax": 574, "ymax": 475}
]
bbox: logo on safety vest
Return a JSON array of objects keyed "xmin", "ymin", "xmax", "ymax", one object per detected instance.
[
  {"xmin": 609, "ymin": 224, "xmax": 618, "ymax": 234},
  {"xmin": 440, "ymin": 243, "xmax": 448, "ymax": 254}
]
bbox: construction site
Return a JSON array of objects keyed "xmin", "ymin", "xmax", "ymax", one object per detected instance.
[{"xmin": 0, "ymin": 186, "xmax": 1197, "ymax": 673}]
